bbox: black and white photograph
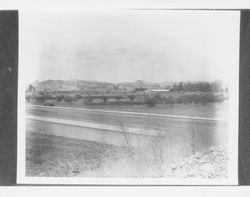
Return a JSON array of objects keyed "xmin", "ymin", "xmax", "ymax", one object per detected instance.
[{"xmin": 17, "ymin": 9, "xmax": 239, "ymax": 185}]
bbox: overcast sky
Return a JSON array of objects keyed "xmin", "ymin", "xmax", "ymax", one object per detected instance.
[{"xmin": 20, "ymin": 10, "xmax": 239, "ymax": 84}]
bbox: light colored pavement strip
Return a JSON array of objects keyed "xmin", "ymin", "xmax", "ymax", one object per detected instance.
[
  {"xmin": 26, "ymin": 115, "xmax": 163, "ymax": 136},
  {"xmin": 26, "ymin": 104, "xmax": 228, "ymax": 123}
]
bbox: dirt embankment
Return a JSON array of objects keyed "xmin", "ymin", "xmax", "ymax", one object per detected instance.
[{"xmin": 163, "ymin": 146, "xmax": 227, "ymax": 178}]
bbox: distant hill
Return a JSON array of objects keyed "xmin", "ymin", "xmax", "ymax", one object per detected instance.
[
  {"xmin": 31, "ymin": 80, "xmax": 114, "ymax": 91},
  {"xmin": 29, "ymin": 79, "xmax": 173, "ymax": 92}
]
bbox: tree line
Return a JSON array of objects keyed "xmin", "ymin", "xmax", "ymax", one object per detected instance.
[{"xmin": 170, "ymin": 81, "xmax": 226, "ymax": 92}]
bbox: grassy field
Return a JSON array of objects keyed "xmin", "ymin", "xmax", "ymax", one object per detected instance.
[
  {"xmin": 26, "ymin": 132, "xmax": 131, "ymax": 177},
  {"xmin": 26, "ymin": 131, "xmax": 169, "ymax": 177},
  {"xmin": 26, "ymin": 132, "xmax": 227, "ymax": 178}
]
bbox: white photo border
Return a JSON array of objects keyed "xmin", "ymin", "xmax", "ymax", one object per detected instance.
[{"xmin": 17, "ymin": 9, "xmax": 240, "ymax": 185}]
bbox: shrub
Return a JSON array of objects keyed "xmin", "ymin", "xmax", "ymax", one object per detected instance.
[
  {"xmin": 145, "ymin": 97, "xmax": 156, "ymax": 107},
  {"xmin": 56, "ymin": 95, "xmax": 64, "ymax": 102},
  {"xmin": 163, "ymin": 96, "xmax": 175, "ymax": 104},
  {"xmin": 162, "ymin": 92, "xmax": 225, "ymax": 105},
  {"xmin": 128, "ymin": 95, "xmax": 136, "ymax": 101}
]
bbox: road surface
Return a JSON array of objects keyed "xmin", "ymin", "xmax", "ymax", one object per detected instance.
[
  {"xmin": 26, "ymin": 104, "xmax": 227, "ymax": 127},
  {"xmin": 25, "ymin": 104, "xmax": 229, "ymax": 152},
  {"xmin": 26, "ymin": 104, "xmax": 228, "ymax": 138}
]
